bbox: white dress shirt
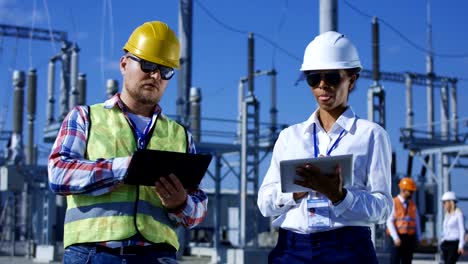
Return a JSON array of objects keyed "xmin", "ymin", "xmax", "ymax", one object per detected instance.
[
  {"xmin": 442, "ymin": 208, "xmax": 466, "ymax": 249},
  {"xmin": 386, "ymin": 195, "xmax": 422, "ymax": 241},
  {"xmin": 257, "ymin": 107, "xmax": 393, "ymax": 234}
]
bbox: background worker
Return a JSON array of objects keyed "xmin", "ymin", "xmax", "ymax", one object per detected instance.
[
  {"xmin": 440, "ymin": 191, "xmax": 465, "ymax": 264},
  {"xmin": 386, "ymin": 177, "xmax": 421, "ymax": 264},
  {"xmin": 257, "ymin": 31, "xmax": 393, "ymax": 263},
  {"xmin": 48, "ymin": 21, "xmax": 208, "ymax": 264}
]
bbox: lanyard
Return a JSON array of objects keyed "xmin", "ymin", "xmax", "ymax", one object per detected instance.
[
  {"xmin": 313, "ymin": 123, "xmax": 346, "ymax": 158},
  {"xmin": 128, "ymin": 115, "xmax": 155, "ymax": 150}
]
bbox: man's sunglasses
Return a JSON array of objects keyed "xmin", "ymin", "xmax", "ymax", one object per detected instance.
[
  {"xmin": 305, "ymin": 71, "xmax": 342, "ymax": 87},
  {"xmin": 126, "ymin": 55, "xmax": 175, "ymax": 80}
]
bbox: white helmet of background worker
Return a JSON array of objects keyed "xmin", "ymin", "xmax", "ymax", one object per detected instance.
[
  {"xmin": 300, "ymin": 31, "xmax": 362, "ymax": 72},
  {"xmin": 441, "ymin": 191, "xmax": 457, "ymax": 202}
]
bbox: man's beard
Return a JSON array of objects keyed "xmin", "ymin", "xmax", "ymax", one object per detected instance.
[{"xmin": 126, "ymin": 83, "xmax": 160, "ymax": 105}]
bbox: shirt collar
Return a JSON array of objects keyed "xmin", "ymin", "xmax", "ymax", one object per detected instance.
[
  {"xmin": 103, "ymin": 93, "xmax": 162, "ymax": 116},
  {"xmin": 397, "ymin": 195, "xmax": 408, "ymax": 204},
  {"xmin": 303, "ymin": 106, "xmax": 357, "ymax": 134}
]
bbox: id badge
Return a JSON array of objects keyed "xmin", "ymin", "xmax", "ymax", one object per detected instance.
[{"xmin": 307, "ymin": 198, "xmax": 331, "ymax": 230}]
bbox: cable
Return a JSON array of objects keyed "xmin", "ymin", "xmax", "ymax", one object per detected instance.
[
  {"xmin": 344, "ymin": 0, "xmax": 468, "ymax": 58},
  {"xmin": 42, "ymin": 0, "xmax": 58, "ymax": 53},
  {"xmin": 271, "ymin": 0, "xmax": 289, "ymax": 67},
  {"xmin": 194, "ymin": 0, "xmax": 301, "ymax": 63},
  {"xmin": 107, "ymin": 0, "xmax": 115, "ymax": 55},
  {"xmin": 194, "ymin": 0, "xmax": 303, "ymax": 97},
  {"xmin": 194, "ymin": 0, "xmax": 247, "ymax": 35},
  {"xmin": 194, "ymin": 0, "xmax": 467, "ymax": 86},
  {"xmin": 100, "ymin": 0, "xmax": 107, "ymax": 88},
  {"xmin": 69, "ymin": 5, "xmax": 77, "ymax": 42},
  {"xmin": 256, "ymin": 33, "xmax": 301, "ymax": 62}
]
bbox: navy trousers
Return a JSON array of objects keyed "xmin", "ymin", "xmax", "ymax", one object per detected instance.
[{"xmin": 269, "ymin": 226, "xmax": 378, "ymax": 264}]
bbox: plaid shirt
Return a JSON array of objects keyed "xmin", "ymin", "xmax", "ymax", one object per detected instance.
[{"xmin": 48, "ymin": 94, "xmax": 207, "ymax": 248}]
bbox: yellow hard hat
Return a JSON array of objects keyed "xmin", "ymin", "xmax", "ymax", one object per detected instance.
[
  {"xmin": 123, "ymin": 21, "xmax": 180, "ymax": 69},
  {"xmin": 398, "ymin": 177, "xmax": 417, "ymax": 191}
]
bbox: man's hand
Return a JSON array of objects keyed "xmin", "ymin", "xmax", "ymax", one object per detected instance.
[
  {"xmin": 458, "ymin": 247, "xmax": 465, "ymax": 255},
  {"xmin": 155, "ymin": 173, "xmax": 187, "ymax": 210},
  {"xmin": 294, "ymin": 163, "xmax": 344, "ymax": 203}
]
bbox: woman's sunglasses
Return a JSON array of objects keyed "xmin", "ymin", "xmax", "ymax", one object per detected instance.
[
  {"xmin": 305, "ymin": 71, "xmax": 342, "ymax": 87},
  {"xmin": 126, "ymin": 54, "xmax": 175, "ymax": 80}
]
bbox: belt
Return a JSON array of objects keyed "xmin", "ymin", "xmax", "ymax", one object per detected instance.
[{"xmin": 81, "ymin": 243, "xmax": 176, "ymax": 256}]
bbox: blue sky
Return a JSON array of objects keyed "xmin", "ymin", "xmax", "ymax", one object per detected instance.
[{"xmin": 0, "ymin": 1, "xmax": 467, "ymax": 199}]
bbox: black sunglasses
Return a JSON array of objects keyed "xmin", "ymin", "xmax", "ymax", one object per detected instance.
[
  {"xmin": 305, "ymin": 71, "xmax": 342, "ymax": 87},
  {"xmin": 126, "ymin": 55, "xmax": 175, "ymax": 80}
]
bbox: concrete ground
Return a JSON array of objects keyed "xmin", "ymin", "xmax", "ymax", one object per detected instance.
[
  {"xmin": 2, "ymin": 255, "xmax": 468, "ymax": 264},
  {"xmin": 0, "ymin": 255, "xmax": 212, "ymax": 264},
  {"xmin": 1, "ymin": 248, "xmax": 467, "ymax": 264}
]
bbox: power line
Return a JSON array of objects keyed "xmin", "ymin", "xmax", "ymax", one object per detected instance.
[
  {"xmin": 194, "ymin": 0, "xmax": 301, "ymax": 63},
  {"xmin": 194, "ymin": 0, "xmax": 467, "ymax": 85},
  {"xmin": 344, "ymin": 0, "xmax": 468, "ymax": 58},
  {"xmin": 194, "ymin": 0, "xmax": 247, "ymax": 35},
  {"xmin": 42, "ymin": 0, "xmax": 58, "ymax": 53},
  {"xmin": 107, "ymin": 0, "xmax": 115, "ymax": 56},
  {"xmin": 68, "ymin": 5, "xmax": 77, "ymax": 42},
  {"xmin": 100, "ymin": 0, "xmax": 107, "ymax": 89},
  {"xmin": 271, "ymin": 0, "xmax": 290, "ymax": 67}
]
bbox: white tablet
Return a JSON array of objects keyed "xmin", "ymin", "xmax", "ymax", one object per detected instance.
[{"xmin": 280, "ymin": 154, "xmax": 354, "ymax": 193}]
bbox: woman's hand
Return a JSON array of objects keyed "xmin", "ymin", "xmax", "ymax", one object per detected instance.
[
  {"xmin": 294, "ymin": 163, "xmax": 345, "ymax": 204},
  {"xmin": 293, "ymin": 192, "xmax": 308, "ymax": 201}
]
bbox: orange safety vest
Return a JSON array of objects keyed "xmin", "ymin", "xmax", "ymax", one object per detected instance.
[{"xmin": 387, "ymin": 197, "xmax": 417, "ymax": 236}]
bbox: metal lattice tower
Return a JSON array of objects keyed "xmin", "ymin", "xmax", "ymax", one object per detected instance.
[{"xmin": 239, "ymin": 94, "xmax": 260, "ymax": 247}]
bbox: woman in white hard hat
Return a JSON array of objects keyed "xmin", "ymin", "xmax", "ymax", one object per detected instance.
[
  {"xmin": 257, "ymin": 31, "xmax": 393, "ymax": 263},
  {"xmin": 440, "ymin": 191, "xmax": 465, "ymax": 264}
]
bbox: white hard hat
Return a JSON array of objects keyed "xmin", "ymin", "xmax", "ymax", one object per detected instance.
[
  {"xmin": 442, "ymin": 191, "xmax": 457, "ymax": 201},
  {"xmin": 300, "ymin": 31, "xmax": 362, "ymax": 71}
]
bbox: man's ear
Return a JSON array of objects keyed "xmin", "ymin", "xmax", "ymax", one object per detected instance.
[{"xmin": 120, "ymin": 56, "xmax": 127, "ymax": 75}]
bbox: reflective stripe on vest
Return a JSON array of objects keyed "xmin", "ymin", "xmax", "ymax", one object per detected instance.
[
  {"xmin": 64, "ymin": 200, "xmax": 172, "ymax": 226},
  {"xmin": 392, "ymin": 197, "xmax": 417, "ymax": 235},
  {"xmin": 63, "ymin": 104, "xmax": 187, "ymax": 249}
]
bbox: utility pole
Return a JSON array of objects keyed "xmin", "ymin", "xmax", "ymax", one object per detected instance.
[
  {"xmin": 319, "ymin": 0, "xmax": 337, "ymax": 33},
  {"xmin": 240, "ymin": 33, "xmax": 259, "ymax": 248},
  {"xmin": 426, "ymin": 0, "xmax": 435, "ymax": 140},
  {"xmin": 426, "ymin": 0, "xmax": 440, "ymax": 243},
  {"xmin": 177, "ymin": 0, "xmax": 193, "ymax": 126},
  {"xmin": 368, "ymin": 17, "xmax": 386, "ymax": 128}
]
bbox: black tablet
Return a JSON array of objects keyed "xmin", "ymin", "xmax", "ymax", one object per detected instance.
[{"xmin": 125, "ymin": 149, "xmax": 213, "ymax": 188}]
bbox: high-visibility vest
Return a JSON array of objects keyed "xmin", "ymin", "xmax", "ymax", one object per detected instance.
[
  {"xmin": 388, "ymin": 197, "xmax": 417, "ymax": 236},
  {"xmin": 63, "ymin": 104, "xmax": 188, "ymax": 249}
]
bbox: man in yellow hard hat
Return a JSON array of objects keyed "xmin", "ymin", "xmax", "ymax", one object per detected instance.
[
  {"xmin": 48, "ymin": 21, "xmax": 208, "ymax": 264},
  {"xmin": 386, "ymin": 177, "xmax": 421, "ymax": 264}
]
